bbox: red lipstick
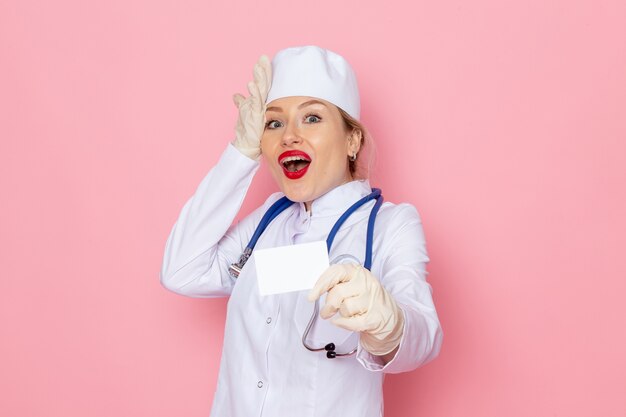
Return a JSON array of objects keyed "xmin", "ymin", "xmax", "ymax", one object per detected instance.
[{"xmin": 278, "ymin": 150, "xmax": 312, "ymax": 180}]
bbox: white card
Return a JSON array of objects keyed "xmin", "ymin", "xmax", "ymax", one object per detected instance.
[{"xmin": 254, "ymin": 240, "xmax": 329, "ymax": 296}]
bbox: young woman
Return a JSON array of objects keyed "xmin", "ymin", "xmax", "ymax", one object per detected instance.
[{"xmin": 160, "ymin": 45, "xmax": 442, "ymax": 417}]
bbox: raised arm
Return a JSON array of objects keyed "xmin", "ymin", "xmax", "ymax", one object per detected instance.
[
  {"xmin": 160, "ymin": 144, "xmax": 261, "ymax": 297},
  {"xmin": 160, "ymin": 55, "xmax": 274, "ymax": 297}
]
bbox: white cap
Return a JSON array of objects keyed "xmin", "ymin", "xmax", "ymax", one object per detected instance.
[{"xmin": 266, "ymin": 45, "xmax": 361, "ymax": 120}]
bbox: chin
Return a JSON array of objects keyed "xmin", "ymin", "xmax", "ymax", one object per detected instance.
[
  {"xmin": 282, "ymin": 188, "xmax": 313, "ymax": 204},
  {"xmin": 278, "ymin": 182, "xmax": 316, "ymax": 204}
]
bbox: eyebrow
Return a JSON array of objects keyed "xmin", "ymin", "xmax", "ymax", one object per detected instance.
[{"xmin": 265, "ymin": 99, "xmax": 328, "ymax": 113}]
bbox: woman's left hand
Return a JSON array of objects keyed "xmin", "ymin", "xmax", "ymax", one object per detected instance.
[
  {"xmin": 308, "ymin": 263, "xmax": 404, "ymax": 357},
  {"xmin": 231, "ymin": 54, "xmax": 272, "ymax": 160}
]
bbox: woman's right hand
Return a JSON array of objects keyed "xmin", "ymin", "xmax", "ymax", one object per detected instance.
[{"xmin": 231, "ymin": 55, "xmax": 272, "ymax": 160}]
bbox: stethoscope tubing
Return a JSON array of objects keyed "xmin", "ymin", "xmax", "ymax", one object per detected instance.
[{"xmin": 229, "ymin": 188, "xmax": 384, "ymax": 358}]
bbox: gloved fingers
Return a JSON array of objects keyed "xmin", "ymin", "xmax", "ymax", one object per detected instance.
[
  {"xmin": 331, "ymin": 313, "xmax": 369, "ymax": 333},
  {"xmin": 319, "ymin": 281, "xmax": 360, "ymax": 319},
  {"xmin": 338, "ymin": 292, "xmax": 370, "ymax": 318},
  {"xmin": 232, "ymin": 93, "xmax": 246, "ymax": 108},
  {"xmin": 230, "ymin": 55, "xmax": 272, "ymax": 161},
  {"xmin": 254, "ymin": 55, "xmax": 272, "ymax": 99},
  {"xmin": 252, "ymin": 61, "xmax": 267, "ymax": 92},
  {"xmin": 246, "ymin": 80, "xmax": 260, "ymax": 101},
  {"xmin": 256, "ymin": 55, "xmax": 271, "ymax": 78},
  {"xmin": 308, "ymin": 264, "xmax": 355, "ymax": 302},
  {"xmin": 247, "ymin": 80, "xmax": 264, "ymax": 114},
  {"xmin": 235, "ymin": 55, "xmax": 271, "ymax": 109}
]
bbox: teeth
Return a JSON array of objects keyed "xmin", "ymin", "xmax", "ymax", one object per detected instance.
[{"xmin": 280, "ymin": 155, "xmax": 311, "ymax": 164}]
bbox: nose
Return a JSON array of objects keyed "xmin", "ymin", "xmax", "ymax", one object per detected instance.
[{"xmin": 281, "ymin": 121, "xmax": 303, "ymax": 147}]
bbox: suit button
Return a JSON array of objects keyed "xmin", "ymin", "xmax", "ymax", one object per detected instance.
[
  {"xmin": 266, "ymin": 317, "xmax": 272, "ymax": 324},
  {"xmin": 257, "ymin": 380, "xmax": 264, "ymax": 388}
]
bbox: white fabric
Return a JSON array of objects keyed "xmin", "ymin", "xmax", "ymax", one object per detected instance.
[
  {"xmin": 160, "ymin": 144, "xmax": 443, "ymax": 417},
  {"xmin": 266, "ymin": 45, "xmax": 361, "ymax": 120}
]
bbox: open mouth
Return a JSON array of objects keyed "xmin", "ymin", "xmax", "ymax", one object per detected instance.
[
  {"xmin": 278, "ymin": 150, "xmax": 311, "ymax": 179},
  {"xmin": 281, "ymin": 155, "xmax": 311, "ymax": 172}
]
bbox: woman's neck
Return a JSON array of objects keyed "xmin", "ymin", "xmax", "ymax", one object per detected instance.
[{"xmin": 304, "ymin": 174, "xmax": 355, "ymax": 215}]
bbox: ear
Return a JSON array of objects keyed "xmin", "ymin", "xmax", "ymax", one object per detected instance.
[{"xmin": 346, "ymin": 128, "xmax": 362, "ymax": 156}]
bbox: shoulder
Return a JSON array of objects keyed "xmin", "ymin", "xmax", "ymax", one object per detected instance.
[
  {"xmin": 376, "ymin": 201, "xmax": 424, "ymax": 231},
  {"xmin": 373, "ymin": 200, "xmax": 427, "ymax": 253},
  {"xmin": 373, "ymin": 200, "xmax": 430, "ymax": 276}
]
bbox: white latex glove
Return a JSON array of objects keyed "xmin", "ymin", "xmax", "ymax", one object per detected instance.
[
  {"xmin": 308, "ymin": 263, "xmax": 405, "ymax": 356},
  {"xmin": 231, "ymin": 54, "xmax": 272, "ymax": 160}
]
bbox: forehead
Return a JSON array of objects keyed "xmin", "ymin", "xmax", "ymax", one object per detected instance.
[{"xmin": 265, "ymin": 96, "xmax": 334, "ymax": 113}]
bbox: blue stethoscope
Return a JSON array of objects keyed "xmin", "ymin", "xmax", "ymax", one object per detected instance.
[{"xmin": 228, "ymin": 188, "xmax": 384, "ymax": 359}]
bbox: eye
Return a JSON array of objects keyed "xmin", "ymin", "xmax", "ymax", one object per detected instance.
[
  {"xmin": 304, "ymin": 113, "xmax": 322, "ymax": 123},
  {"xmin": 265, "ymin": 120, "xmax": 283, "ymax": 129}
]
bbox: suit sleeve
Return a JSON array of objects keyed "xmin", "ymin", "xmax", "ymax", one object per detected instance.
[
  {"xmin": 159, "ymin": 143, "xmax": 279, "ymax": 298},
  {"xmin": 356, "ymin": 204, "xmax": 443, "ymax": 372}
]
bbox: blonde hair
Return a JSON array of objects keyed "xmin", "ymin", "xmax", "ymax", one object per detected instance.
[{"xmin": 337, "ymin": 107, "xmax": 374, "ymax": 180}]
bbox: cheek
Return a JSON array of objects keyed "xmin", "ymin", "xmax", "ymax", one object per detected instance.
[
  {"xmin": 260, "ymin": 143, "xmax": 275, "ymax": 169},
  {"xmin": 260, "ymin": 134, "xmax": 275, "ymax": 156},
  {"xmin": 315, "ymin": 144, "xmax": 348, "ymax": 178}
]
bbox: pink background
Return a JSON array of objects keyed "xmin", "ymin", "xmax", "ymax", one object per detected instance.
[{"xmin": 1, "ymin": 0, "xmax": 625, "ymax": 416}]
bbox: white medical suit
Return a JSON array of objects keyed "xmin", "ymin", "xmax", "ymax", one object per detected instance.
[{"xmin": 160, "ymin": 144, "xmax": 443, "ymax": 417}]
